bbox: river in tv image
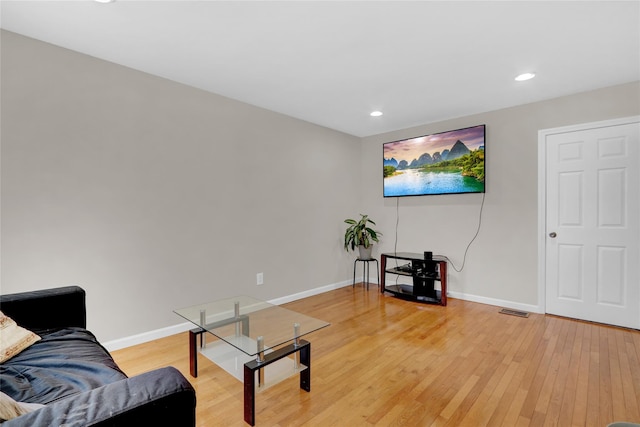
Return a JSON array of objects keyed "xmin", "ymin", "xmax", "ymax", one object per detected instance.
[{"xmin": 384, "ymin": 169, "xmax": 484, "ymax": 196}]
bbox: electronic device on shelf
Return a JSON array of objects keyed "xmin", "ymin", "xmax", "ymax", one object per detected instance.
[{"xmin": 396, "ymin": 263, "xmax": 412, "ymax": 272}]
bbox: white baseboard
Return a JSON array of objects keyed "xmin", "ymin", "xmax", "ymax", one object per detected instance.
[
  {"xmin": 447, "ymin": 290, "xmax": 541, "ymax": 314},
  {"xmin": 103, "ymin": 322, "xmax": 194, "ymax": 352},
  {"xmin": 103, "ymin": 280, "xmax": 539, "ymax": 352},
  {"xmin": 103, "ymin": 279, "xmax": 353, "ymax": 352},
  {"xmin": 268, "ymin": 279, "xmax": 354, "ymax": 305}
]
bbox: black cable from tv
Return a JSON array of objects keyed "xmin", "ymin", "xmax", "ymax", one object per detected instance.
[
  {"xmin": 393, "ymin": 196, "xmax": 400, "ymax": 256},
  {"xmin": 393, "ymin": 191, "xmax": 486, "ymax": 273},
  {"xmin": 446, "ymin": 191, "xmax": 486, "ymax": 272},
  {"xmin": 393, "ymin": 197, "xmax": 401, "ymax": 285}
]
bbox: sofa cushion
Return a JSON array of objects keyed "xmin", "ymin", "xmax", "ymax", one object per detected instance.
[
  {"xmin": 0, "ymin": 328, "xmax": 127, "ymax": 404},
  {"xmin": 0, "ymin": 311, "xmax": 41, "ymax": 363}
]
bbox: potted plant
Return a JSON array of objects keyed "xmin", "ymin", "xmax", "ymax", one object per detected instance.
[{"xmin": 344, "ymin": 214, "xmax": 381, "ymax": 260}]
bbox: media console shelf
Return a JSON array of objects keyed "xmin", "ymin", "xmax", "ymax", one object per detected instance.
[{"xmin": 380, "ymin": 252, "xmax": 447, "ymax": 306}]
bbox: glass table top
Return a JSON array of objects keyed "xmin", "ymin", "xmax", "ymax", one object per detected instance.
[{"xmin": 174, "ymin": 295, "xmax": 330, "ymax": 356}]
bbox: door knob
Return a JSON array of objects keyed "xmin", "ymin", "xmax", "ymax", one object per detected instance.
[{"xmin": 549, "ymin": 232, "xmax": 557, "ymax": 238}]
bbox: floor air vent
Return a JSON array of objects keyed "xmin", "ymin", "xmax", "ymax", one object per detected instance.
[{"xmin": 499, "ymin": 308, "xmax": 529, "ymax": 318}]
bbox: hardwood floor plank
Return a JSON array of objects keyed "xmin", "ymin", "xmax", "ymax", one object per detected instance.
[
  {"xmin": 487, "ymin": 317, "xmax": 543, "ymax": 426},
  {"xmin": 501, "ymin": 388, "xmax": 529, "ymax": 427},
  {"xmin": 598, "ymin": 326, "xmax": 614, "ymax": 427},
  {"xmin": 535, "ymin": 318, "xmax": 568, "ymax": 421},
  {"xmin": 625, "ymin": 330, "xmax": 640, "ymax": 421},
  {"xmin": 609, "ymin": 328, "xmax": 626, "ymax": 422},
  {"xmin": 556, "ymin": 321, "xmax": 583, "ymax": 427},
  {"xmin": 110, "ymin": 287, "xmax": 640, "ymax": 426},
  {"xmin": 617, "ymin": 328, "xmax": 640, "ymax": 421},
  {"xmin": 571, "ymin": 321, "xmax": 592, "ymax": 427},
  {"xmin": 586, "ymin": 325, "xmax": 601, "ymax": 427},
  {"xmin": 485, "ymin": 361, "xmax": 523, "ymax": 427},
  {"xmin": 519, "ymin": 317, "xmax": 561, "ymax": 421},
  {"xmin": 546, "ymin": 320, "xmax": 574, "ymax": 426},
  {"xmin": 440, "ymin": 374, "xmax": 479, "ymax": 420}
]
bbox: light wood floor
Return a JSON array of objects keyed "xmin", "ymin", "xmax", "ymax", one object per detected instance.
[{"xmin": 111, "ymin": 286, "xmax": 640, "ymax": 427}]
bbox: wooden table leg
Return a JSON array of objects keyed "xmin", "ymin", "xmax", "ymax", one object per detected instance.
[
  {"xmin": 243, "ymin": 364, "xmax": 256, "ymax": 426},
  {"xmin": 242, "ymin": 340, "xmax": 311, "ymax": 425},
  {"xmin": 299, "ymin": 342, "xmax": 311, "ymax": 392},
  {"xmin": 189, "ymin": 329, "xmax": 198, "ymax": 378}
]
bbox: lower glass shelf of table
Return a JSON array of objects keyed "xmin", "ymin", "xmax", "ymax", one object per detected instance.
[{"xmin": 198, "ymin": 336, "xmax": 308, "ymax": 392}]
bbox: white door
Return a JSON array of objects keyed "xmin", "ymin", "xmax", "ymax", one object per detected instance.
[{"xmin": 542, "ymin": 118, "xmax": 640, "ymax": 329}]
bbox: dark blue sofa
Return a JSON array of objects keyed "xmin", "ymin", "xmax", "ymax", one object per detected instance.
[{"xmin": 0, "ymin": 286, "xmax": 196, "ymax": 426}]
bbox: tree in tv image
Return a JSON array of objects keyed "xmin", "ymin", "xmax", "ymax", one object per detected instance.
[{"xmin": 383, "ymin": 125, "xmax": 485, "ymax": 197}]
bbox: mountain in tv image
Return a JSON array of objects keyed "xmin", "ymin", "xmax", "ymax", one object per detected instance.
[
  {"xmin": 383, "ymin": 127, "xmax": 485, "ymax": 197},
  {"xmin": 384, "ymin": 140, "xmax": 481, "ymax": 169}
]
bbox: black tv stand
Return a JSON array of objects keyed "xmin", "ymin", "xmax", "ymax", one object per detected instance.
[{"xmin": 380, "ymin": 252, "xmax": 447, "ymax": 306}]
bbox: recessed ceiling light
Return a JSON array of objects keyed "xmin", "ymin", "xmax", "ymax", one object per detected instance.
[
  {"xmin": 515, "ymin": 72, "xmax": 536, "ymax": 82},
  {"xmin": 95, "ymin": 0, "xmax": 115, "ymax": 3},
  {"xmin": 370, "ymin": 111, "xmax": 383, "ymax": 117}
]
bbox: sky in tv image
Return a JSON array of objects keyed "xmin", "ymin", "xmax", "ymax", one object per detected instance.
[
  {"xmin": 383, "ymin": 125, "xmax": 485, "ymax": 197},
  {"xmin": 384, "ymin": 125, "xmax": 485, "ymax": 161}
]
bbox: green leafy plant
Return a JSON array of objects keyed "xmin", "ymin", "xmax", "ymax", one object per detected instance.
[{"xmin": 344, "ymin": 214, "xmax": 381, "ymax": 251}]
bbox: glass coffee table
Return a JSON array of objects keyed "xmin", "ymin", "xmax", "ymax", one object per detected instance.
[{"xmin": 174, "ymin": 295, "xmax": 330, "ymax": 426}]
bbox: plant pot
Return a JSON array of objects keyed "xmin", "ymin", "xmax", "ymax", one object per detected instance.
[{"xmin": 358, "ymin": 245, "xmax": 373, "ymax": 260}]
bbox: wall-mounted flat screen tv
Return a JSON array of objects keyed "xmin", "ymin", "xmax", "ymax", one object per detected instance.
[{"xmin": 383, "ymin": 124, "xmax": 485, "ymax": 197}]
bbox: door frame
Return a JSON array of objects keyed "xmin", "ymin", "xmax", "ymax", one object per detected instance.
[{"xmin": 537, "ymin": 115, "xmax": 640, "ymax": 315}]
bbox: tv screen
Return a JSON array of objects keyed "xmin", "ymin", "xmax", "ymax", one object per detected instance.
[{"xmin": 383, "ymin": 124, "xmax": 485, "ymax": 197}]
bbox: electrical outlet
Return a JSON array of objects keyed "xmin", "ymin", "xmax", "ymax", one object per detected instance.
[{"xmin": 256, "ymin": 273, "xmax": 264, "ymax": 285}]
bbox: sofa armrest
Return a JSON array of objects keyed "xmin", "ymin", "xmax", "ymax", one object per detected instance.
[
  {"xmin": 3, "ymin": 366, "xmax": 196, "ymax": 427},
  {"xmin": 0, "ymin": 286, "xmax": 86, "ymax": 331}
]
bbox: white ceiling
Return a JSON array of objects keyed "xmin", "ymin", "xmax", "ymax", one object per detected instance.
[{"xmin": 1, "ymin": 1, "xmax": 639, "ymax": 137}]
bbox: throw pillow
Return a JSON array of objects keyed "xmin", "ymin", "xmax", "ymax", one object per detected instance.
[
  {"xmin": 0, "ymin": 391, "xmax": 45, "ymax": 422},
  {"xmin": 0, "ymin": 311, "xmax": 41, "ymax": 363}
]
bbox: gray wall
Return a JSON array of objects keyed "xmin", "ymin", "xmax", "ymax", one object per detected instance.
[
  {"xmin": 0, "ymin": 31, "xmax": 361, "ymax": 342},
  {"xmin": 2, "ymin": 29, "xmax": 639, "ymax": 344},
  {"xmin": 362, "ymin": 81, "xmax": 640, "ymax": 308}
]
